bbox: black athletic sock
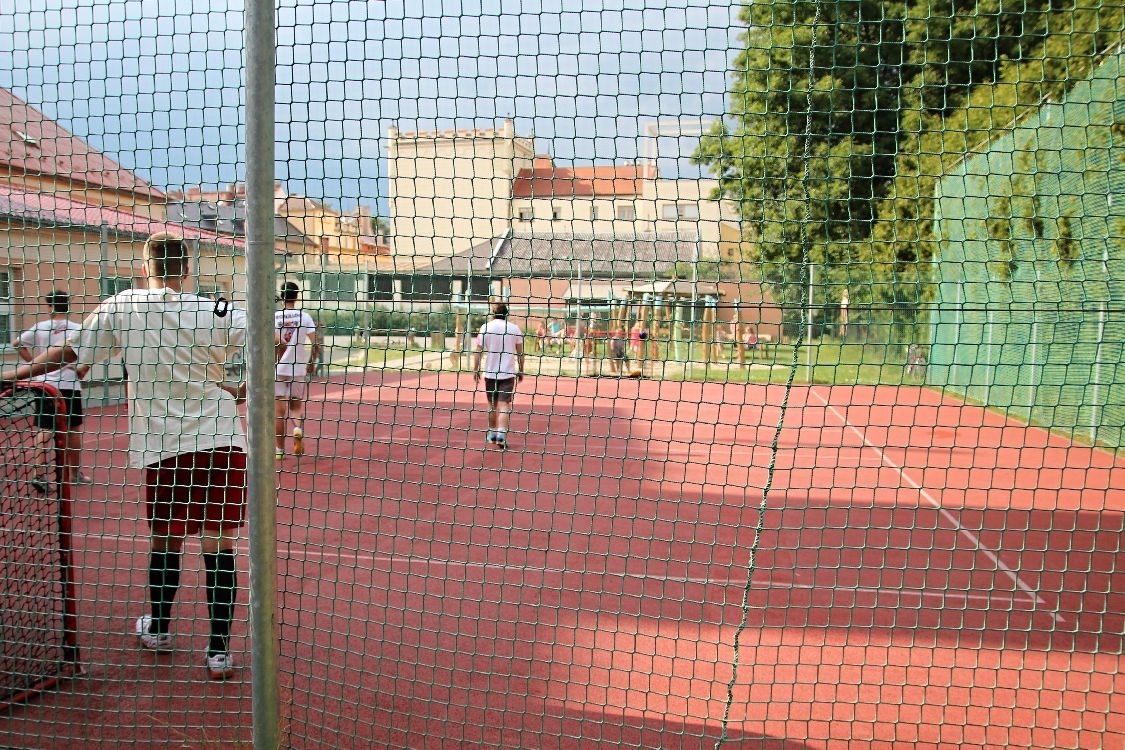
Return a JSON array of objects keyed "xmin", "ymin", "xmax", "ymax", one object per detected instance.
[
  {"xmin": 203, "ymin": 550, "xmax": 237, "ymax": 657},
  {"xmin": 148, "ymin": 550, "xmax": 182, "ymax": 635}
]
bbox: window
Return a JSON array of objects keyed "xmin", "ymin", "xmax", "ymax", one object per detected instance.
[
  {"xmin": 517, "ymin": 207, "xmax": 533, "ymax": 222},
  {"xmin": 100, "ymin": 276, "xmax": 133, "ymax": 299},
  {"xmin": 615, "ymin": 203, "xmax": 636, "ymax": 221},
  {"xmin": 591, "ymin": 205, "xmax": 600, "ymax": 220},
  {"xmin": 662, "ymin": 203, "xmax": 701, "ymax": 221},
  {"xmin": 551, "ymin": 206, "xmax": 562, "ymax": 220}
]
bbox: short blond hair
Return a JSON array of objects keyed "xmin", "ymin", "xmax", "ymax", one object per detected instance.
[{"xmin": 144, "ymin": 232, "xmax": 189, "ymax": 279}]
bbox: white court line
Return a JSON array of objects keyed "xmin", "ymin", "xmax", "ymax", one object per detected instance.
[
  {"xmin": 78, "ymin": 532, "xmax": 1033, "ymax": 610},
  {"xmin": 809, "ymin": 388, "xmax": 1060, "ymax": 623}
]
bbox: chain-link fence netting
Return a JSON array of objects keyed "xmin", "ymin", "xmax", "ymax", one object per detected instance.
[{"xmin": 0, "ymin": 1, "xmax": 1123, "ymax": 748}]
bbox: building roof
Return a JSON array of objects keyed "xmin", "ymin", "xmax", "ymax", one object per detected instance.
[
  {"xmin": 0, "ymin": 183, "xmax": 245, "ymax": 251},
  {"xmin": 0, "ymin": 88, "xmax": 165, "ymax": 200},
  {"xmin": 425, "ymin": 232, "xmax": 700, "ymax": 280},
  {"xmin": 511, "ymin": 159, "xmax": 657, "ymax": 199}
]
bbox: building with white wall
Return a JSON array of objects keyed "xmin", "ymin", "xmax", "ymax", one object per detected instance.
[{"xmin": 387, "ymin": 120, "xmax": 738, "ymax": 262}]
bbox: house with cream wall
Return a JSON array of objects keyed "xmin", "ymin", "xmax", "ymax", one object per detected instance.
[
  {"xmin": 387, "ymin": 120, "xmax": 742, "ymax": 262},
  {"xmin": 388, "ymin": 120, "xmax": 536, "ymax": 259}
]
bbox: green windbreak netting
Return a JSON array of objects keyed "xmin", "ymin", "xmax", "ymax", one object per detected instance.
[
  {"xmin": 932, "ymin": 48, "xmax": 1125, "ymax": 447},
  {"xmin": 0, "ymin": 2, "xmax": 1122, "ymax": 749}
]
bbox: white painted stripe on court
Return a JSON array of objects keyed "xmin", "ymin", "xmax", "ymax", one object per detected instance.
[
  {"xmin": 77, "ymin": 532, "xmax": 1033, "ymax": 610},
  {"xmin": 809, "ymin": 387, "xmax": 1061, "ymax": 624}
]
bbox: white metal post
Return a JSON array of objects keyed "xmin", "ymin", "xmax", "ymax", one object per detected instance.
[
  {"xmin": 576, "ymin": 259, "xmax": 584, "ymax": 377},
  {"xmin": 806, "ymin": 263, "xmax": 814, "ymax": 381},
  {"xmin": 244, "ymin": 0, "xmax": 279, "ymax": 746}
]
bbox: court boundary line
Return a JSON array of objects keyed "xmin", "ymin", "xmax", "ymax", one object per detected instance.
[
  {"xmin": 809, "ymin": 387, "xmax": 1061, "ymax": 624},
  {"xmin": 75, "ymin": 532, "xmax": 1042, "ymax": 612}
]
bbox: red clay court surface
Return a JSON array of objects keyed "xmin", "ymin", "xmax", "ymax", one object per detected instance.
[{"xmin": 1, "ymin": 368, "xmax": 1122, "ymax": 749}]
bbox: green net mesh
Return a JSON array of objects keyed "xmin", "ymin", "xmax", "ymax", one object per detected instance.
[{"xmin": 0, "ymin": 1, "xmax": 1122, "ymax": 748}]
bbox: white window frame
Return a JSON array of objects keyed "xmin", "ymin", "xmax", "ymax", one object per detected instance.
[
  {"xmin": 662, "ymin": 202, "xmax": 701, "ymax": 221},
  {"xmin": 615, "ymin": 203, "xmax": 636, "ymax": 221}
]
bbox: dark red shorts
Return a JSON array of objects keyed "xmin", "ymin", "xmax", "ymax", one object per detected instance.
[{"xmin": 144, "ymin": 448, "xmax": 247, "ymax": 536}]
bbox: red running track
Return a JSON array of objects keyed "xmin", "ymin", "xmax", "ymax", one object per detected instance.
[{"xmin": 0, "ymin": 369, "xmax": 1122, "ymax": 749}]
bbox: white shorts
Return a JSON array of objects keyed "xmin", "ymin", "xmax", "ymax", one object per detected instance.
[{"xmin": 275, "ymin": 377, "xmax": 307, "ymax": 401}]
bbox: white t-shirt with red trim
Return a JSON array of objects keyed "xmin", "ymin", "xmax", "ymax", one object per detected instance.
[
  {"xmin": 17, "ymin": 319, "xmax": 83, "ymax": 391},
  {"xmin": 68, "ymin": 287, "xmax": 247, "ymax": 469},
  {"xmin": 274, "ymin": 308, "xmax": 317, "ymax": 379}
]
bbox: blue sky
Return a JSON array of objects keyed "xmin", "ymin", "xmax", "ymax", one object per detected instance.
[{"xmin": 1, "ymin": 0, "xmax": 740, "ymax": 214}]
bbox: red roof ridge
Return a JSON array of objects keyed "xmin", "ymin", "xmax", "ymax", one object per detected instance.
[
  {"xmin": 0, "ymin": 87, "xmax": 165, "ymax": 200},
  {"xmin": 0, "ymin": 182, "xmax": 243, "ymax": 250}
]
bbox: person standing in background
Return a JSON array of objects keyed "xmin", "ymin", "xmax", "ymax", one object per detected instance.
[
  {"xmin": 473, "ymin": 303, "xmax": 525, "ymax": 449},
  {"xmin": 15, "ymin": 290, "xmax": 91, "ymax": 487},
  {"xmin": 2, "ymin": 233, "xmax": 249, "ymax": 680},
  {"xmin": 274, "ymin": 281, "xmax": 319, "ymax": 460}
]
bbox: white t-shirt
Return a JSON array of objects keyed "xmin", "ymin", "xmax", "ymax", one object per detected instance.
[
  {"xmin": 274, "ymin": 308, "xmax": 317, "ymax": 379},
  {"xmin": 476, "ymin": 318, "xmax": 523, "ymax": 380},
  {"xmin": 17, "ymin": 319, "xmax": 83, "ymax": 391},
  {"xmin": 68, "ymin": 287, "xmax": 247, "ymax": 469}
]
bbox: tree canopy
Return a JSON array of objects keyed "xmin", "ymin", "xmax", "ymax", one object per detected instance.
[{"xmin": 696, "ymin": 0, "xmax": 1124, "ymax": 327}]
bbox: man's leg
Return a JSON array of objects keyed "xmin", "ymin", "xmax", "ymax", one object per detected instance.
[
  {"xmin": 199, "ymin": 447, "xmax": 246, "ymax": 680},
  {"xmin": 63, "ymin": 427, "xmax": 84, "ymax": 485},
  {"xmin": 289, "ymin": 397, "xmax": 306, "ymax": 455},
  {"xmin": 497, "ymin": 401, "xmax": 512, "ymax": 435},
  {"xmin": 148, "ymin": 532, "xmax": 186, "ymax": 635},
  {"xmin": 494, "ymin": 382, "xmax": 514, "ymax": 446},
  {"xmin": 200, "ymin": 530, "xmax": 237, "ymax": 661},
  {"xmin": 274, "ymin": 398, "xmax": 289, "ymax": 455}
]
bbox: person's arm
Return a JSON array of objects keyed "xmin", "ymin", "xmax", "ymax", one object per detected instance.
[
  {"xmin": 516, "ymin": 340, "xmax": 525, "ymax": 382},
  {"xmin": 219, "ymin": 381, "xmax": 247, "ymax": 403},
  {"xmin": 15, "ymin": 343, "xmax": 33, "ymax": 363},
  {"xmin": 1, "ymin": 344, "xmax": 79, "ymax": 384},
  {"xmin": 473, "ymin": 345, "xmax": 483, "ymax": 383},
  {"xmin": 309, "ymin": 326, "xmax": 321, "ymax": 367}
]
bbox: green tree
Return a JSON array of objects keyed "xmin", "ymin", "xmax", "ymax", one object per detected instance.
[
  {"xmin": 696, "ymin": 0, "xmax": 1059, "ymax": 322},
  {"xmin": 871, "ymin": 1, "xmax": 1124, "ymax": 315}
]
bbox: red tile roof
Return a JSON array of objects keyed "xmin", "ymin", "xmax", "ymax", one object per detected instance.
[
  {"xmin": 0, "ymin": 183, "xmax": 244, "ymax": 250},
  {"xmin": 512, "ymin": 163, "xmax": 656, "ymax": 199},
  {"xmin": 0, "ymin": 88, "xmax": 164, "ymax": 200}
]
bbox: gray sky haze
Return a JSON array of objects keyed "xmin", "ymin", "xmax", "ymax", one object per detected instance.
[{"xmin": 1, "ymin": 0, "xmax": 740, "ymax": 214}]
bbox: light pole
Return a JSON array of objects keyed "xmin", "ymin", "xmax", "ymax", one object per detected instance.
[
  {"xmin": 689, "ymin": 232, "xmax": 700, "ymax": 376},
  {"xmin": 806, "ymin": 263, "xmax": 815, "ymax": 381},
  {"xmin": 575, "ymin": 256, "xmax": 585, "ymax": 377}
]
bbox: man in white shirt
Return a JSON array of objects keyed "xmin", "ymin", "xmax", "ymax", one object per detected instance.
[
  {"xmin": 473, "ymin": 303, "xmax": 525, "ymax": 449},
  {"xmin": 1, "ymin": 232, "xmax": 248, "ymax": 681},
  {"xmin": 274, "ymin": 281, "xmax": 319, "ymax": 459},
  {"xmin": 15, "ymin": 290, "xmax": 91, "ymax": 486}
]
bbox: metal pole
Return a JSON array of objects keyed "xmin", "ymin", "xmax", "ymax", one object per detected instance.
[
  {"xmin": 806, "ymin": 263, "xmax": 814, "ymax": 381},
  {"xmin": 576, "ymin": 260, "xmax": 584, "ymax": 377},
  {"xmin": 98, "ymin": 223, "xmax": 109, "ymax": 299},
  {"xmin": 690, "ymin": 234, "xmax": 699, "ymax": 375},
  {"xmin": 244, "ymin": 0, "xmax": 279, "ymax": 747}
]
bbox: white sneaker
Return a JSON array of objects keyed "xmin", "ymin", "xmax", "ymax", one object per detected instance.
[
  {"xmin": 207, "ymin": 652, "xmax": 235, "ymax": 680},
  {"xmin": 135, "ymin": 615, "xmax": 173, "ymax": 652},
  {"xmin": 292, "ymin": 427, "xmax": 304, "ymax": 456}
]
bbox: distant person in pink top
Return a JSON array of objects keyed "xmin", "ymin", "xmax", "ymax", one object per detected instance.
[{"xmin": 473, "ymin": 303, "xmax": 525, "ymax": 450}]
